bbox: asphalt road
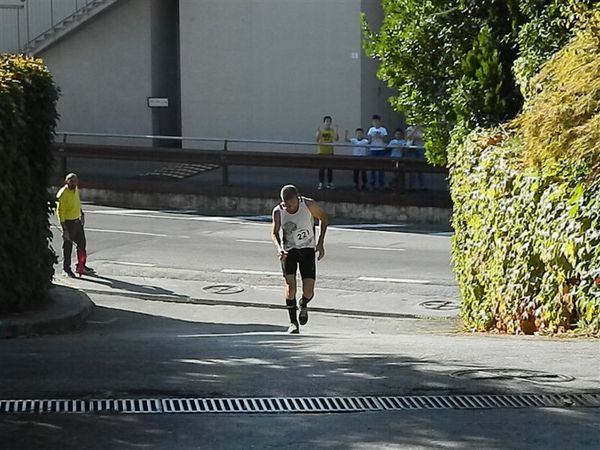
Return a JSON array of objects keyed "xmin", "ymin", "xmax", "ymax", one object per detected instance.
[{"xmin": 1, "ymin": 205, "xmax": 598, "ymax": 450}]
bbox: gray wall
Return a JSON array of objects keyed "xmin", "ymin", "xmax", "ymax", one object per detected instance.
[
  {"xmin": 11, "ymin": 0, "xmax": 401, "ymax": 151},
  {"xmin": 179, "ymin": 0, "xmax": 364, "ymax": 152},
  {"xmin": 39, "ymin": 0, "xmax": 178, "ymax": 145},
  {"xmin": 361, "ymin": 0, "xmax": 404, "ymax": 133}
]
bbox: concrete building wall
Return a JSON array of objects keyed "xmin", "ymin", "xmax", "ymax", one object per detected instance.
[
  {"xmin": 38, "ymin": 0, "xmax": 170, "ymax": 143},
  {"xmin": 360, "ymin": 0, "xmax": 404, "ymax": 133},
  {"xmin": 179, "ymin": 0, "xmax": 364, "ymax": 152},
  {"xmin": 6, "ymin": 0, "xmax": 402, "ymax": 150}
]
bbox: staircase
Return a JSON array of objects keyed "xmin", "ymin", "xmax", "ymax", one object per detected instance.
[{"xmin": 0, "ymin": 0, "xmax": 119, "ymax": 55}]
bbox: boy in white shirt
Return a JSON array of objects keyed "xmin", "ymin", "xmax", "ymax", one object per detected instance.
[
  {"xmin": 388, "ymin": 128, "xmax": 408, "ymax": 190},
  {"xmin": 388, "ymin": 128, "xmax": 407, "ymax": 158},
  {"xmin": 406, "ymin": 125, "xmax": 426, "ymax": 190},
  {"xmin": 344, "ymin": 127, "xmax": 369, "ymax": 190},
  {"xmin": 367, "ymin": 115, "xmax": 388, "ymax": 190}
]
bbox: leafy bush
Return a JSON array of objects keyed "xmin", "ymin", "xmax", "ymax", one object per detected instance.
[
  {"xmin": 450, "ymin": 11, "xmax": 600, "ymax": 335},
  {"xmin": 450, "ymin": 129, "xmax": 599, "ymax": 335},
  {"xmin": 512, "ymin": 10, "xmax": 600, "ymax": 168},
  {"xmin": 0, "ymin": 55, "xmax": 59, "ymax": 313},
  {"xmin": 362, "ymin": 0, "xmax": 596, "ymax": 166},
  {"xmin": 514, "ymin": 0, "xmax": 597, "ymax": 100}
]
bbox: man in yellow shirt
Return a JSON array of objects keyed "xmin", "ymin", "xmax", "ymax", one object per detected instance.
[{"xmin": 56, "ymin": 173, "xmax": 92, "ymax": 277}]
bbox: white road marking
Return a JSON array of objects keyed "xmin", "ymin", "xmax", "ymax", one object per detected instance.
[
  {"xmin": 94, "ymin": 260, "xmax": 157, "ymax": 267},
  {"xmin": 87, "ymin": 318, "xmax": 119, "ymax": 324},
  {"xmin": 359, "ymin": 276, "xmax": 431, "ymax": 285},
  {"xmin": 222, "ymin": 269, "xmax": 281, "ymax": 276},
  {"xmin": 236, "ymin": 239, "xmax": 272, "ymax": 244},
  {"xmin": 349, "ymin": 246, "xmax": 405, "ymax": 252},
  {"xmin": 86, "ymin": 209, "xmax": 153, "ymax": 215},
  {"xmin": 85, "ymin": 208, "xmax": 451, "ymax": 236},
  {"xmin": 334, "ymin": 223, "xmax": 407, "ymax": 229},
  {"xmin": 85, "ymin": 228, "xmax": 190, "ymax": 239},
  {"xmin": 87, "ymin": 210, "xmax": 260, "ymax": 225}
]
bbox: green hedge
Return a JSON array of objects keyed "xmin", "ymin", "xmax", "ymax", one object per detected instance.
[
  {"xmin": 450, "ymin": 130, "xmax": 600, "ymax": 335},
  {"xmin": 0, "ymin": 55, "xmax": 59, "ymax": 313},
  {"xmin": 449, "ymin": 15, "xmax": 599, "ymax": 335}
]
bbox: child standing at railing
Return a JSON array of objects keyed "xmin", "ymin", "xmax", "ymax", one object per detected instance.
[
  {"xmin": 406, "ymin": 125, "xmax": 426, "ymax": 190},
  {"xmin": 387, "ymin": 128, "xmax": 408, "ymax": 190},
  {"xmin": 315, "ymin": 116, "xmax": 339, "ymax": 190},
  {"xmin": 366, "ymin": 114, "xmax": 389, "ymax": 191},
  {"xmin": 344, "ymin": 128, "xmax": 369, "ymax": 191}
]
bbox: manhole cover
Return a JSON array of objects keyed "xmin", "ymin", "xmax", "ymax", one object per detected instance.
[
  {"xmin": 419, "ymin": 300, "xmax": 459, "ymax": 310},
  {"xmin": 203, "ymin": 285, "xmax": 244, "ymax": 295},
  {"xmin": 450, "ymin": 369, "xmax": 574, "ymax": 383}
]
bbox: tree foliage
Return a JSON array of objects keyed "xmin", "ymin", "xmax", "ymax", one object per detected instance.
[
  {"xmin": 512, "ymin": 9, "xmax": 600, "ymax": 168},
  {"xmin": 363, "ymin": 0, "xmax": 596, "ymax": 165},
  {"xmin": 0, "ymin": 55, "xmax": 59, "ymax": 313},
  {"xmin": 450, "ymin": 15, "xmax": 600, "ymax": 335}
]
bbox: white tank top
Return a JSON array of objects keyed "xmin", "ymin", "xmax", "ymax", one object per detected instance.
[{"xmin": 275, "ymin": 197, "xmax": 315, "ymax": 251}]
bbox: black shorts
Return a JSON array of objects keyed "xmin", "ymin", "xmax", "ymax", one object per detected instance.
[{"xmin": 282, "ymin": 248, "xmax": 316, "ymax": 280}]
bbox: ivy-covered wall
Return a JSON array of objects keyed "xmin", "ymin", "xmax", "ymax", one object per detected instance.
[
  {"xmin": 450, "ymin": 15, "xmax": 599, "ymax": 335},
  {"xmin": 450, "ymin": 132, "xmax": 599, "ymax": 334},
  {"xmin": 0, "ymin": 55, "xmax": 59, "ymax": 313}
]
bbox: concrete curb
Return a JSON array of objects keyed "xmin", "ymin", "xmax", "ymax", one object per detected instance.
[
  {"xmin": 62, "ymin": 186, "xmax": 452, "ymax": 225},
  {"xmin": 0, "ymin": 285, "xmax": 94, "ymax": 338}
]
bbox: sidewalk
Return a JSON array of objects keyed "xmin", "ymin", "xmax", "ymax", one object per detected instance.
[{"xmin": 0, "ymin": 285, "xmax": 94, "ymax": 338}]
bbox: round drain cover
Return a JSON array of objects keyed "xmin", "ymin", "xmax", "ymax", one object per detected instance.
[
  {"xmin": 203, "ymin": 284, "xmax": 244, "ymax": 295},
  {"xmin": 419, "ymin": 300, "xmax": 459, "ymax": 310},
  {"xmin": 450, "ymin": 368, "xmax": 574, "ymax": 383}
]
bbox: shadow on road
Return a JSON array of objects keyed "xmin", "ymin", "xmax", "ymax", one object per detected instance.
[
  {"xmin": 0, "ymin": 306, "xmax": 598, "ymax": 449},
  {"xmin": 74, "ymin": 274, "xmax": 188, "ymax": 299}
]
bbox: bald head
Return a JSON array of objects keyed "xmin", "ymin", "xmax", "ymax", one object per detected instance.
[
  {"xmin": 280, "ymin": 184, "xmax": 298, "ymax": 202},
  {"xmin": 65, "ymin": 173, "xmax": 78, "ymax": 190}
]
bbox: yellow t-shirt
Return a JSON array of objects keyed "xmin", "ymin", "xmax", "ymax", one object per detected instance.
[
  {"xmin": 56, "ymin": 186, "xmax": 82, "ymax": 223},
  {"xmin": 317, "ymin": 128, "xmax": 337, "ymax": 155}
]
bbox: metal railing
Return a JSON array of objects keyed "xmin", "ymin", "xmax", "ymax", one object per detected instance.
[
  {"xmin": 55, "ymin": 131, "xmax": 428, "ymax": 151},
  {"xmin": 52, "ymin": 132, "xmax": 446, "ymax": 194},
  {"xmin": 0, "ymin": 0, "xmax": 106, "ymax": 53}
]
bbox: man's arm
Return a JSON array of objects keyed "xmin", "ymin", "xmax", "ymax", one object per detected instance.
[
  {"xmin": 315, "ymin": 128, "xmax": 321, "ymax": 143},
  {"xmin": 306, "ymin": 199, "xmax": 328, "ymax": 261},
  {"xmin": 271, "ymin": 208, "xmax": 287, "ymax": 260},
  {"xmin": 56, "ymin": 190, "xmax": 70, "ymax": 240},
  {"xmin": 334, "ymin": 125, "xmax": 339, "ymax": 141}
]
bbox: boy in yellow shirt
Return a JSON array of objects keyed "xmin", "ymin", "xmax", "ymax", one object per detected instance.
[{"xmin": 315, "ymin": 115, "xmax": 339, "ymax": 190}]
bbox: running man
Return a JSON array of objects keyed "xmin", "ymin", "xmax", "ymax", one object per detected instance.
[
  {"xmin": 56, "ymin": 173, "xmax": 93, "ymax": 277},
  {"xmin": 271, "ymin": 185, "xmax": 329, "ymax": 333}
]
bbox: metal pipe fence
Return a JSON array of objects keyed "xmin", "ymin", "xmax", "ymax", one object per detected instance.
[
  {"xmin": 55, "ymin": 131, "xmax": 428, "ymax": 152},
  {"xmin": 0, "ymin": 0, "xmax": 99, "ymax": 53},
  {"xmin": 51, "ymin": 136, "xmax": 446, "ymax": 194}
]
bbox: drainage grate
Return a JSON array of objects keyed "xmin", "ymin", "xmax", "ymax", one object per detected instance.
[{"xmin": 1, "ymin": 394, "xmax": 599, "ymax": 415}]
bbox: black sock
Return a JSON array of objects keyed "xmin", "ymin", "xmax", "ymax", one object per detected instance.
[
  {"xmin": 286, "ymin": 299, "xmax": 297, "ymax": 324},
  {"xmin": 300, "ymin": 296, "xmax": 313, "ymax": 308}
]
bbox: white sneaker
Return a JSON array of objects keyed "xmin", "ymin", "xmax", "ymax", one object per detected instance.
[
  {"xmin": 287, "ymin": 323, "xmax": 299, "ymax": 334},
  {"xmin": 326, "ymin": 183, "xmax": 335, "ymax": 189},
  {"xmin": 317, "ymin": 183, "xmax": 324, "ymax": 190}
]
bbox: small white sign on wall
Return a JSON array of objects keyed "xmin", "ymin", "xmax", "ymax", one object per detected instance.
[{"xmin": 147, "ymin": 97, "xmax": 169, "ymax": 108}]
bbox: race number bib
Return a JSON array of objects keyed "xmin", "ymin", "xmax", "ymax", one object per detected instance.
[{"xmin": 294, "ymin": 228, "xmax": 311, "ymax": 244}]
